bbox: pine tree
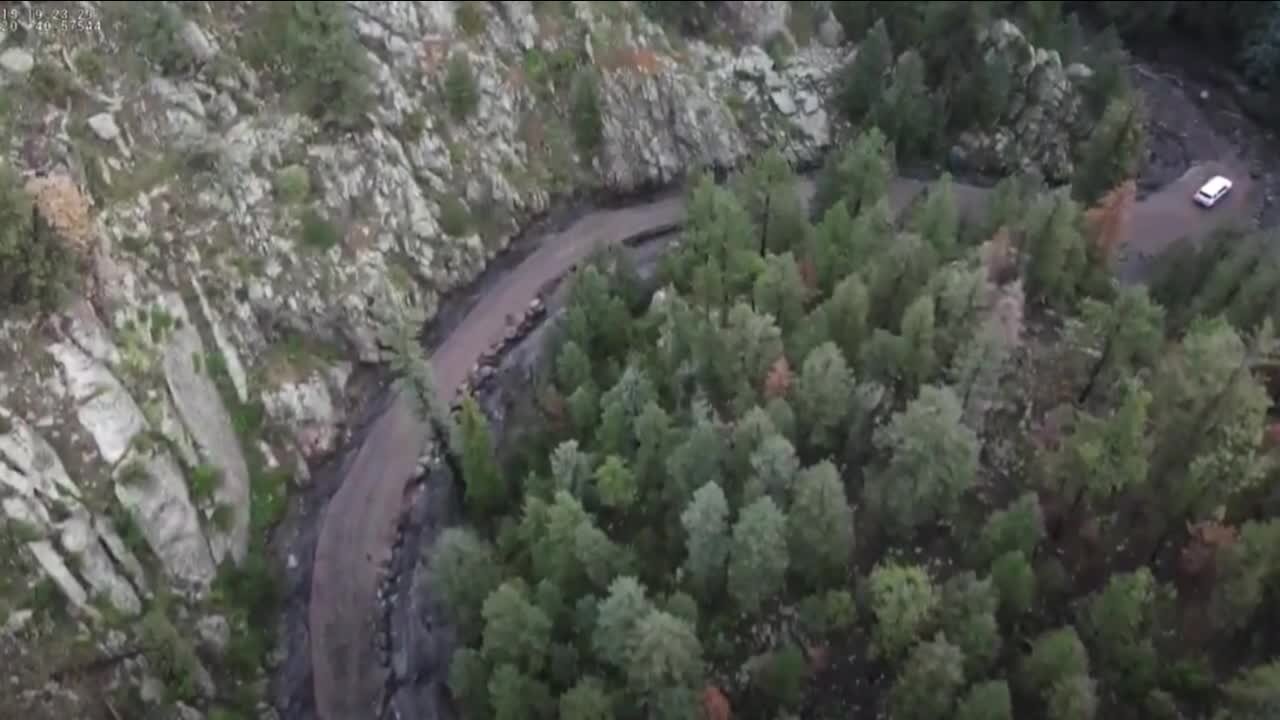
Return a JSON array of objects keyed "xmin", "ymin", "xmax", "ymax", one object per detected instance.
[
  {"xmin": 990, "ymin": 550, "xmax": 1036, "ymax": 618},
  {"xmin": 560, "ymin": 677, "xmax": 615, "ymax": 720},
  {"xmin": 955, "ymin": 679, "xmax": 1013, "ymax": 720},
  {"xmin": 597, "ymin": 365, "xmax": 658, "ymax": 456},
  {"xmin": 839, "ymin": 19, "xmax": 893, "ymax": 122},
  {"xmin": 482, "ymin": 580, "xmax": 553, "ymax": 675},
  {"xmin": 625, "ymin": 610, "xmax": 704, "ymax": 703},
  {"xmin": 575, "ymin": 519, "xmax": 631, "ymax": 590},
  {"xmin": 911, "ymin": 174, "xmax": 959, "ymax": 256},
  {"xmin": 681, "ymin": 482, "xmax": 731, "ymax": 602},
  {"xmin": 866, "ymin": 385, "xmax": 979, "ymax": 538},
  {"xmin": 810, "ymin": 201, "xmax": 858, "ymax": 294},
  {"xmin": 1055, "ymin": 380, "xmax": 1152, "ymax": 536},
  {"xmin": 753, "ymin": 253, "xmax": 809, "ymax": 335},
  {"xmin": 1021, "ymin": 627, "xmax": 1090, "ymax": 699},
  {"xmin": 489, "ymin": 663, "xmax": 554, "ymax": 720},
  {"xmin": 1081, "ymin": 568, "xmax": 1161, "ymax": 700},
  {"xmin": 788, "ymin": 461, "xmax": 854, "ymax": 587},
  {"xmin": 1024, "ymin": 190, "xmax": 1089, "ymax": 309},
  {"xmin": 387, "ymin": 312, "xmax": 453, "ymax": 439},
  {"xmin": 728, "ymin": 496, "xmax": 790, "ymax": 615},
  {"xmin": 824, "ymin": 274, "xmax": 871, "ymax": 366},
  {"xmin": 555, "ymin": 339, "xmax": 594, "ymax": 394},
  {"xmin": 1221, "ymin": 660, "xmax": 1280, "ymax": 720},
  {"xmin": 1067, "ymin": 285, "xmax": 1165, "ymax": 405},
  {"xmin": 813, "ymin": 128, "xmax": 895, "ymax": 218},
  {"xmin": 1072, "ymin": 95, "xmax": 1146, "ymax": 205},
  {"xmin": 445, "ymin": 51, "xmax": 480, "ymax": 120},
  {"xmin": 879, "ymin": 50, "xmax": 940, "ymax": 162},
  {"xmin": 734, "ymin": 147, "xmax": 808, "ymax": 255},
  {"xmin": 593, "ymin": 576, "xmax": 654, "ymax": 671},
  {"xmin": 528, "ymin": 491, "xmax": 592, "ymax": 589},
  {"xmin": 430, "ymin": 528, "xmax": 503, "ymax": 643},
  {"xmin": 448, "ymin": 647, "xmax": 490, "ymax": 718},
  {"xmin": 888, "ymin": 634, "xmax": 967, "ymax": 720},
  {"xmin": 595, "ymin": 455, "xmax": 637, "ymax": 511},
  {"xmin": 1148, "ymin": 318, "xmax": 1272, "ymax": 548},
  {"xmin": 455, "ymin": 394, "xmax": 506, "ymax": 516},
  {"xmin": 976, "ymin": 493, "xmax": 1045, "ymax": 566},
  {"xmin": 868, "ymin": 561, "xmax": 938, "ymax": 660},
  {"xmin": 897, "ymin": 294, "xmax": 938, "ymax": 396},
  {"xmin": 570, "ymin": 67, "xmax": 604, "ymax": 155},
  {"xmin": 795, "ymin": 341, "xmax": 856, "ymax": 452},
  {"xmin": 665, "ymin": 413, "xmax": 725, "ymax": 510},
  {"xmin": 939, "ymin": 572, "xmax": 1002, "ymax": 678}
]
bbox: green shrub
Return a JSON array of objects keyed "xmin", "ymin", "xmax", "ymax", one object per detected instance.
[
  {"xmin": 0, "ymin": 165, "xmax": 76, "ymax": 313},
  {"xmin": 273, "ymin": 165, "xmax": 311, "ymax": 204},
  {"xmin": 754, "ymin": 642, "xmax": 810, "ymax": 709},
  {"xmin": 29, "ymin": 63, "xmax": 76, "ymax": 105},
  {"xmin": 766, "ymin": 32, "xmax": 796, "ymax": 64},
  {"xmin": 211, "ymin": 504, "xmax": 236, "ymax": 532},
  {"xmin": 455, "ymin": 1, "xmax": 488, "ymax": 37},
  {"xmin": 119, "ymin": 3, "xmax": 195, "ymax": 75},
  {"xmin": 439, "ymin": 196, "xmax": 472, "ymax": 237},
  {"xmin": 111, "ymin": 505, "xmax": 151, "ymax": 560},
  {"xmin": 299, "ymin": 209, "xmax": 341, "ymax": 251},
  {"xmin": 445, "ymin": 52, "xmax": 480, "ymax": 120},
  {"xmin": 244, "ymin": 2, "xmax": 372, "ymax": 128},
  {"xmin": 74, "ymin": 50, "xmax": 108, "ymax": 85},
  {"xmin": 189, "ymin": 464, "xmax": 222, "ymax": 502},
  {"xmin": 5, "ymin": 518, "xmax": 45, "ymax": 543},
  {"xmin": 139, "ymin": 607, "xmax": 203, "ymax": 702},
  {"xmin": 570, "ymin": 67, "xmax": 604, "ymax": 155},
  {"xmin": 30, "ymin": 577, "xmax": 68, "ymax": 619},
  {"xmin": 119, "ymin": 460, "xmax": 151, "ymax": 487},
  {"xmin": 400, "ymin": 109, "xmax": 427, "ymax": 142},
  {"xmin": 250, "ymin": 467, "xmax": 290, "ymax": 533}
]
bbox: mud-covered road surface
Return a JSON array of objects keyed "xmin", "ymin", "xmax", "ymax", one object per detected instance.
[{"xmin": 297, "ymin": 59, "xmax": 1274, "ymax": 720}]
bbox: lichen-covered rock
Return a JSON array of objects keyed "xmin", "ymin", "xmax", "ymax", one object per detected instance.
[
  {"xmin": 262, "ymin": 369, "xmax": 345, "ymax": 459},
  {"xmin": 0, "ymin": 412, "xmax": 146, "ymax": 616},
  {"xmin": 949, "ymin": 19, "xmax": 1087, "ymax": 182}
]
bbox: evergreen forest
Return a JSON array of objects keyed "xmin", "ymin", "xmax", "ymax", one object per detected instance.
[{"xmin": 426, "ymin": 129, "xmax": 1280, "ymax": 720}]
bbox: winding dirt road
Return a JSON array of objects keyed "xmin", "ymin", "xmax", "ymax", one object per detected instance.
[{"xmin": 308, "ymin": 164, "xmax": 1254, "ymax": 720}]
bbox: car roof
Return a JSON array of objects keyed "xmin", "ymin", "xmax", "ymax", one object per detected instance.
[{"xmin": 1198, "ymin": 176, "xmax": 1232, "ymax": 194}]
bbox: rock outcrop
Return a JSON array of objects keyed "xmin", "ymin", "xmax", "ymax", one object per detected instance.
[{"xmin": 950, "ymin": 19, "xmax": 1087, "ymax": 182}]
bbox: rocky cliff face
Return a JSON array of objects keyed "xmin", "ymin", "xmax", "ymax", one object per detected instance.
[{"xmin": 0, "ymin": 3, "xmax": 1084, "ymax": 718}]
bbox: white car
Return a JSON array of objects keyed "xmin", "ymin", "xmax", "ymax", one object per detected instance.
[{"xmin": 1193, "ymin": 175, "xmax": 1233, "ymax": 208}]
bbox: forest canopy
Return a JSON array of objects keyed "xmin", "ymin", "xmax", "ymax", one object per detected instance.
[{"xmin": 422, "ymin": 123, "xmax": 1280, "ymax": 719}]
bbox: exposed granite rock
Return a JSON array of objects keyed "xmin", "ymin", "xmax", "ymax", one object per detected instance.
[
  {"xmin": 88, "ymin": 113, "xmax": 121, "ymax": 142},
  {"xmin": 45, "ymin": 340, "xmax": 146, "ymax": 467},
  {"xmin": 721, "ymin": 1, "xmax": 792, "ymax": 45},
  {"xmin": 0, "ymin": 413, "xmax": 145, "ymax": 616},
  {"xmin": 262, "ymin": 369, "xmax": 344, "ymax": 459},
  {"xmin": 157, "ymin": 291, "xmax": 250, "ymax": 565},
  {"xmin": 0, "ymin": 47, "xmax": 33, "ymax": 76},
  {"xmin": 113, "ymin": 448, "xmax": 216, "ymax": 591}
]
